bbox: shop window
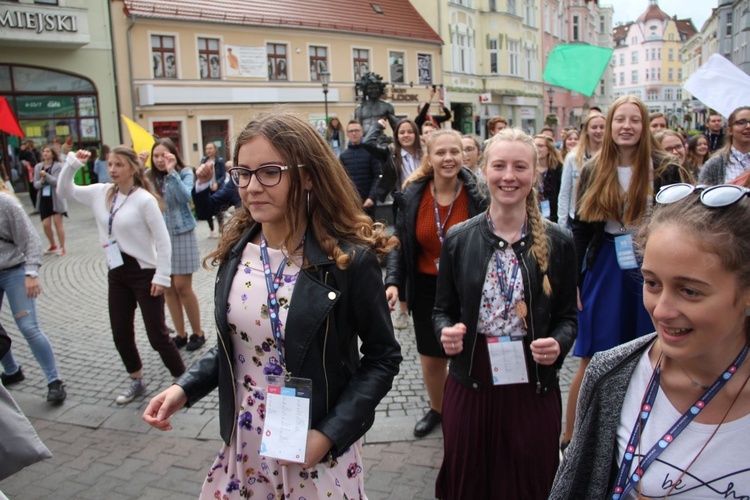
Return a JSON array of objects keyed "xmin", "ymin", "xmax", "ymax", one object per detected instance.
[
  {"xmin": 309, "ymin": 46, "xmax": 328, "ymax": 81},
  {"xmin": 353, "ymin": 48, "xmax": 370, "ymax": 81},
  {"xmin": 201, "ymin": 120, "xmax": 230, "ymax": 161},
  {"xmin": 153, "ymin": 121, "xmax": 182, "ymax": 151},
  {"xmin": 267, "ymin": 44, "xmax": 288, "ymax": 81},
  {"xmin": 151, "ymin": 35, "xmax": 177, "ymax": 79},
  {"xmin": 198, "ymin": 38, "xmax": 221, "ymax": 79}
]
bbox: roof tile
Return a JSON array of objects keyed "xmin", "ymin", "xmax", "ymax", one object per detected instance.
[{"xmin": 122, "ymin": 0, "xmax": 442, "ymax": 44}]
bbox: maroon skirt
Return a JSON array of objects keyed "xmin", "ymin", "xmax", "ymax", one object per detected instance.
[{"xmin": 436, "ymin": 335, "xmax": 562, "ymax": 500}]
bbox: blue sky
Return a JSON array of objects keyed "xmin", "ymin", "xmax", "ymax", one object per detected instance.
[{"xmin": 609, "ymin": 0, "xmax": 712, "ymax": 31}]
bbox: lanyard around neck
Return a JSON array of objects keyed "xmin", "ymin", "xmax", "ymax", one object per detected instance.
[
  {"xmin": 612, "ymin": 343, "xmax": 749, "ymax": 499},
  {"xmin": 486, "ymin": 211, "xmax": 526, "ymax": 321},
  {"xmin": 432, "ymin": 178, "xmax": 461, "ymax": 245},
  {"xmin": 258, "ymin": 232, "xmax": 305, "ymax": 373},
  {"xmin": 108, "ymin": 185, "xmax": 135, "ymax": 238}
]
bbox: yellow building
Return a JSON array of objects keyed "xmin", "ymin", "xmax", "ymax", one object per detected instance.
[
  {"xmin": 410, "ymin": 0, "xmax": 544, "ymax": 135},
  {"xmin": 110, "ymin": 0, "xmax": 442, "ymax": 164}
]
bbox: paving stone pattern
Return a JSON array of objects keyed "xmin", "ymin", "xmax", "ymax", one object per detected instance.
[{"xmin": 0, "ymin": 197, "xmax": 580, "ymax": 498}]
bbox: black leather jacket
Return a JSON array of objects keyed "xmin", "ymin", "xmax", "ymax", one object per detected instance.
[
  {"xmin": 384, "ymin": 168, "xmax": 488, "ymax": 309},
  {"xmin": 433, "ymin": 213, "xmax": 578, "ymax": 395},
  {"xmin": 176, "ymin": 224, "xmax": 402, "ymax": 457}
]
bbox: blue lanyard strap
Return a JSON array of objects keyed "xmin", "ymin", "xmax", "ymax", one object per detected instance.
[
  {"xmin": 108, "ymin": 185, "xmax": 135, "ymax": 238},
  {"xmin": 612, "ymin": 343, "xmax": 750, "ymax": 499},
  {"xmin": 485, "ymin": 212, "xmax": 526, "ymax": 321},
  {"xmin": 432, "ymin": 179, "xmax": 461, "ymax": 245},
  {"xmin": 259, "ymin": 232, "xmax": 305, "ymax": 372}
]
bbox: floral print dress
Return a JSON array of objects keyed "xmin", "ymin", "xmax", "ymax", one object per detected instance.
[{"xmin": 199, "ymin": 242, "xmax": 366, "ymax": 500}]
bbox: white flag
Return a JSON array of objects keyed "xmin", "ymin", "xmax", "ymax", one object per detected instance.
[{"xmin": 683, "ymin": 54, "xmax": 750, "ymax": 119}]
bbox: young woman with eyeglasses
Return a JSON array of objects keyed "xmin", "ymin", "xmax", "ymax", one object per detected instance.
[
  {"xmin": 561, "ymin": 96, "xmax": 691, "ymax": 451},
  {"xmin": 655, "ymin": 130, "xmax": 688, "ymax": 167},
  {"xmin": 143, "ymin": 112, "xmax": 401, "ymax": 499},
  {"xmin": 700, "ymin": 107, "xmax": 750, "ymax": 185},
  {"xmin": 557, "ymin": 113, "xmax": 606, "ymax": 228},
  {"xmin": 551, "ymin": 183, "xmax": 750, "ymax": 499},
  {"xmin": 461, "ymin": 135, "xmax": 482, "ymax": 175}
]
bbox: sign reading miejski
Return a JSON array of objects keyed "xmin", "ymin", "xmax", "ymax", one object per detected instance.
[{"xmin": 0, "ymin": 9, "xmax": 78, "ymax": 33}]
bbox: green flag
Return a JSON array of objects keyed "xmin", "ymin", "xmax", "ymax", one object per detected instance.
[{"xmin": 543, "ymin": 45, "xmax": 614, "ymax": 97}]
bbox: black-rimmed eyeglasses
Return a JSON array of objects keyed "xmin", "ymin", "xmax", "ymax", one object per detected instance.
[
  {"xmin": 655, "ymin": 183, "xmax": 750, "ymax": 207},
  {"xmin": 228, "ymin": 164, "xmax": 304, "ymax": 188}
]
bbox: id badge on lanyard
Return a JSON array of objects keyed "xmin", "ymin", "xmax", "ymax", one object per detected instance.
[
  {"xmin": 103, "ymin": 241, "xmax": 124, "ymax": 269},
  {"xmin": 42, "ymin": 185, "xmax": 52, "ymax": 197},
  {"xmin": 540, "ymin": 199, "xmax": 551, "ymax": 219},
  {"xmin": 260, "ymin": 375, "xmax": 313, "ymax": 463},
  {"xmin": 614, "ymin": 233, "xmax": 638, "ymax": 270},
  {"xmin": 487, "ymin": 336, "xmax": 529, "ymax": 385}
]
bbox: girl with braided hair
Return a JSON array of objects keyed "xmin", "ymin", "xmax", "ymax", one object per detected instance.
[{"xmin": 434, "ymin": 128, "xmax": 578, "ymax": 499}]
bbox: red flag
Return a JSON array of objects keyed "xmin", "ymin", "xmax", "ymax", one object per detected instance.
[{"xmin": 0, "ymin": 97, "xmax": 24, "ymax": 138}]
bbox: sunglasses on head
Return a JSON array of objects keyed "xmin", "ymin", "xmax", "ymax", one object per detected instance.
[{"xmin": 655, "ymin": 183, "xmax": 750, "ymax": 207}]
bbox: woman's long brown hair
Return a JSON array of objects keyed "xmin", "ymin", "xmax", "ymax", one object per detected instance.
[{"xmin": 205, "ymin": 111, "xmax": 397, "ymax": 269}]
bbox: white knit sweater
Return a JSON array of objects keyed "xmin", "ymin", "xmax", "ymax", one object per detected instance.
[{"xmin": 56, "ymin": 152, "xmax": 172, "ymax": 287}]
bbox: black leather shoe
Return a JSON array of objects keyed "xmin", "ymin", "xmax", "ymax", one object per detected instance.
[
  {"xmin": 414, "ymin": 409, "xmax": 442, "ymax": 437},
  {"xmin": 47, "ymin": 380, "xmax": 66, "ymax": 404},
  {"xmin": 186, "ymin": 333, "xmax": 206, "ymax": 352},
  {"xmin": 1, "ymin": 366, "xmax": 25, "ymax": 386}
]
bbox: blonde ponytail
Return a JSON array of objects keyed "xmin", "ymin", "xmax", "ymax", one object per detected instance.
[{"xmin": 526, "ymin": 189, "xmax": 552, "ymax": 296}]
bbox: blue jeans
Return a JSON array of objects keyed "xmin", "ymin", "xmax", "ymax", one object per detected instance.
[{"xmin": 0, "ymin": 265, "xmax": 60, "ymax": 383}]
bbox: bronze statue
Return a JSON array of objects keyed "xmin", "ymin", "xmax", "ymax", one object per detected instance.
[{"xmin": 355, "ymin": 72, "xmax": 399, "ymax": 141}]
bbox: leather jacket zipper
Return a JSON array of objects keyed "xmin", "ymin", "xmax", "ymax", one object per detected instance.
[
  {"xmin": 323, "ymin": 271, "xmax": 331, "ymax": 414},
  {"xmin": 216, "ymin": 323, "xmax": 238, "ymax": 443},
  {"xmin": 520, "ymin": 254, "xmax": 541, "ymax": 394},
  {"xmin": 467, "ymin": 247, "xmax": 495, "ymax": 378}
]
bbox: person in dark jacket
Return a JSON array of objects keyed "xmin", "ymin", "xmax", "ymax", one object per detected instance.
[
  {"xmin": 143, "ymin": 111, "xmax": 401, "ymax": 498},
  {"xmin": 533, "ymin": 134, "xmax": 563, "ymax": 223},
  {"xmin": 435, "ymin": 128, "xmax": 577, "ymax": 499},
  {"xmin": 562, "ymin": 95, "xmax": 692, "ymax": 450},
  {"xmin": 704, "ymin": 110, "xmax": 726, "ymax": 153},
  {"xmin": 700, "ymin": 106, "xmax": 750, "ymax": 185},
  {"xmin": 199, "ymin": 142, "xmax": 227, "ymax": 237},
  {"xmin": 414, "ymin": 87, "xmax": 452, "ymax": 135},
  {"xmin": 339, "ymin": 120, "xmax": 382, "ymax": 220},
  {"xmin": 385, "ymin": 129, "xmax": 488, "ymax": 438}
]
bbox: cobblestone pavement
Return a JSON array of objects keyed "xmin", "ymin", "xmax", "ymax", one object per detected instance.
[{"xmin": 0, "ymin": 196, "xmax": 579, "ymax": 498}]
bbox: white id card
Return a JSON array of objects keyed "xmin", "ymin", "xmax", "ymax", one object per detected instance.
[
  {"xmin": 42, "ymin": 185, "xmax": 51, "ymax": 197},
  {"xmin": 541, "ymin": 199, "xmax": 551, "ymax": 219},
  {"xmin": 103, "ymin": 241, "xmax": 124, "ymax": 269},
  {"xmin": 487, "ymin": 336, "xmax": 529, "ymax": 385},
  {"xmin": 332, "ymin": 140, "xmax": 339, "ymax": 148},
  {"xmin": 614, "ymin": 234, "xmax": 638, "ymax": 270},
  {"xmin": 260, "ymin": 378, "xmax": 312, "ymax": 463}
]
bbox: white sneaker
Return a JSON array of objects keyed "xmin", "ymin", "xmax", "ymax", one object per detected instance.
[
  {"xmin": 393, "ymin": 311, "xmax": 409, "ymax": 330},
  {"xmin": 115, "ymin": 377, "xmax": 147, "ymax": 405}
]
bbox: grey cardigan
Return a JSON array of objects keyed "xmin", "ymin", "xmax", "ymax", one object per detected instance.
[
  {"xmin": 549, "ymin": 334, "xmax": 657, "ymax": 500},
  {"xmin": 34, "ymin": 161, "xmax": 67, "ymax": 213},
  {"xmin": 0, "ymin": 193, "xmax": 43, "ymax": 274},
  {"xmin": 698, "ymin": 153, "xmax": 729, "ymax": 186}
]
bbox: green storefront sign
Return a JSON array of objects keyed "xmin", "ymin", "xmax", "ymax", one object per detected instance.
[{"xmin": 16, "ymin": 95, "xmax": 75, "ymax": 118}]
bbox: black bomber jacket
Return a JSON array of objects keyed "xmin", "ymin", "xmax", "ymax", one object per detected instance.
[
  {"xmin": 433, "ymin": 213, "xmax": 578, "ymax": 395},
  {"xmin": 176, "ymin": 224, "xmax": 402, "ymax": 458}
]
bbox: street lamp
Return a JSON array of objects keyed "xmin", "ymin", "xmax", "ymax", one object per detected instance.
[
  {"xmin": 546, "ymin": 86, "xmax": 555, "ymax": 116},
  {"xmin": 320, "ymin": 70, "xmax": 331, "ymax": 123}
]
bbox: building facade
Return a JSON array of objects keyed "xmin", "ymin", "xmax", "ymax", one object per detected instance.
[
  {"xmin": 541, "ymin": 0, "xmax": 614, "ymax": 130},
  {"xmin": 110, "ymin": 0, "xmax": 442, "ymax": 165},
  {"xmin": 409, "ymin": 0, "xmax": 545, "ymax": 136},
  {"xmin": 612, "ymin": 0, "xmax": 696, "ymax": 124},
  {"xmin": 0, "ymin": 0, "xmax": 119, "ymax": 172}
]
